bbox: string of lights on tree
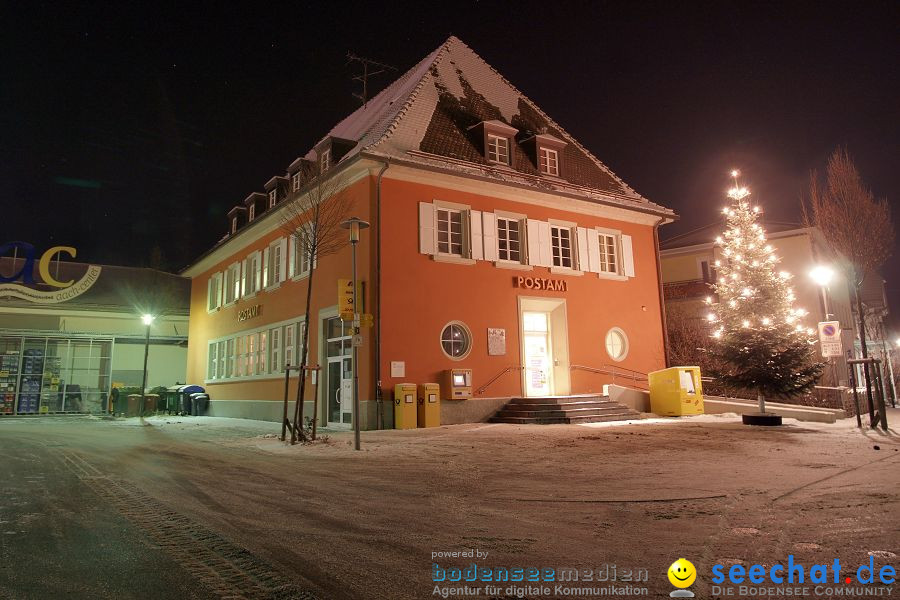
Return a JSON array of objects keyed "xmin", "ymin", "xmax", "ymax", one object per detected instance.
[{"xmin": 704, "ymin": 171, "xmax": 823, "ymax": 400}]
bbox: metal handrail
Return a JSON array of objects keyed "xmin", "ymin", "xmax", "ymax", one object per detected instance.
[
  {"xmin": 570, "ymin": 364, "xmax": 649, "ymax": 389},
  {"xmin": 476, "ymin": 365, "xmax": 523, "ymax": 395}
]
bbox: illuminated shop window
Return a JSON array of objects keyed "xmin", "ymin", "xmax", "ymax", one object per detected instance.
[
  {"xmin": 440, "ymin": 322, "xmax": 471, "ymax": 360},
  {"xmin": 605, "ymin": 328, "xmax": 629, "ymax": 362}
]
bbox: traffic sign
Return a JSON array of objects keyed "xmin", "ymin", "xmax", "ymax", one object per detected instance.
[{"xmin": 817, "ymin": 321, "xmax": 842, "ymax": 358}]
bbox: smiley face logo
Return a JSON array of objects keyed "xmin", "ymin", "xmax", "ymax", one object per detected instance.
[{"xmin": 668, "ymin": 558, "xmax": 697, "ymax": 588}]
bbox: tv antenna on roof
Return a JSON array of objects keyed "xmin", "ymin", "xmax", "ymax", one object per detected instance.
[{"xmin": 346, "ymin": 52, "xmax": 397, "ymax": 107}]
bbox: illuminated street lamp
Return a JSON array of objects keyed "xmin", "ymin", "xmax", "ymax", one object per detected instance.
[
  {"xmin": 808, "ymin": 265, "xmax": 835, "ymax": 319},
  {"xmin": 140, "ymin": 313, "xmax": 155, "ymax": 417},
  {"xmin": 340, "ymin": 217, "xmax": 370, "ymax": 451}
]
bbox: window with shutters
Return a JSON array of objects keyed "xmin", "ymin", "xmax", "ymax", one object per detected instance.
[
  {"xmin": 266, "ymin": 238, "xmax": 286, "ymax": 287},
  {"xmin": 436, "ymin": 208, "xmax": 464, "ymax": 256},
  {"xmin": 497, "ymin": 217, "xmax": 522, "ymax": 263},
  {"xmin": 224, "ymin": 263, "xmax": 240, "ymax": 305},
  {"xmin": 550, "ymin": 225, "xmax": 574, "ymax": 269},
  {"xmin": 207, "ymin": 272, "xmax": 222, "ymax": 312},
  {"xmin": 598, "ymin": 233, "xmax": 620, "ymax": 274},
  {"xmin": 292, "ymin": 229, "xmax": 311, "ymax": 278},
  {"xmin": 486, "ymin": 134, "xmax": 510, "ymax": 165},
  {"xmin": 244, "ymin": 252, "xmax": 261, "ymax": 296}
]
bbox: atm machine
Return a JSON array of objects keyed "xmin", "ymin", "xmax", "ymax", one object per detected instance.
[{"xmin": 444, "ymin": 368, "xmax": 472, "ymax": 400}]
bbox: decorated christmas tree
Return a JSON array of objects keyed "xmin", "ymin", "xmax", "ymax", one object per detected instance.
[{"xmin": 704, "ymin": 172, "xmax": 824, "ymax": 417}]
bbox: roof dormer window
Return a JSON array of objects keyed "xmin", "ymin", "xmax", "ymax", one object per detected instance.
[
  {"xmin": 320, "ymin": 148, "xmax": 331, "ymax": 173},
  {"xmin": 231, "ymin": 216, "xmax": 238, "ymax": 234},
  {"xmin": 291, "ymin": 171, "xmax": 302, "ymax": 192},
  {"xmin": 248, "ymin": 204, "xmax": 256, "ymax": 221},
  {"xmin": 268, "ymin": 189, "xmax": 277, "ymax": 208},
  {"xmin": 487, "ymin": 134, "xmax": 510, "ymax": 165},
  {"xmin": 539, "ymin": 147, "xmax": 559, "ymax": 176},
  {"xmin": 527, "ymin": 133, "xmax": 567, "ymax": 178}
]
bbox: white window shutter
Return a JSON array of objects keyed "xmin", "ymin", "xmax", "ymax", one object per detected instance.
[
  {"xmin": 576, "ymin": 227, "xmax": 589, "ymax": 271},
  {"xmin": 469, "ymin": 210, "xmax": 483, "ymax": 260},
  {"xmin": 419, "ymin": 202, "xmax": 436, "ymax": 255},
  {"xmin": 240, "ymin": 258, "xmax": 247, "ymax": 297},
  {"xmin": 254, "ymin": 252, "xmax": 262, "ymax": 290},
  {"xmin": 587, "ymin": 230, "xmax": 601, "ymax": 274},
  {"xmin": 278, "ymin": 238, "xmax": 287, "ymax": 281},
  {"xmin": 526, "ymin": 219, "xmax": 541, "ymax": 266},
  {"xmin": 288, "ymin": 234, "xmax": 296, "ymax": 277},
  {"xmin": 482, "ymin": 212, "xmax": 498, "ymax": 262},
  {"xmin": 622, "ymin": 234, "xmax": 635, "ymax": 277},
  {"xmin": 262, "ymin": 247, "xmax": 270, "ymax": 288},
  {"xmin": 539, "ymin": 221, "xmax": 552, "ymax": 267}
]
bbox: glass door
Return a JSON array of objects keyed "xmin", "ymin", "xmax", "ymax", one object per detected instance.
[
  {"xmin": 324, "ymin": 317, "xmax": 352, "ymax": 428},
  {"xmin": 523, "ymin": 312, "xmax": 553, "ymax": 397}
]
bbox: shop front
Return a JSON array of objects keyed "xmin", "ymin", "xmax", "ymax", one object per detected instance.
[{"xmin": 0, "ymin": 247, "xmax": 191, "ymax": 415}]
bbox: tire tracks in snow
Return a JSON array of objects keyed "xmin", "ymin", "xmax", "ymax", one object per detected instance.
[{"xmin": 59, "ymin": 450, "xmax": 320, "ymax": 600}]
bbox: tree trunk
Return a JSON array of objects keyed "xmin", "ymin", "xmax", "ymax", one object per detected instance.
[
  {"xmin": 292, "ymin": 253, "xmax": 316, "ymax": 442},
  {"xmin": 853, "ymin": 282, "xmax": 875, "ymax": 423},
  {"xmin": 757, "ymin": 391, "xmax": 765, "ymax": 414}
]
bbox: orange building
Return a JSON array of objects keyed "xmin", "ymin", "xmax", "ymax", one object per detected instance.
[{"xmin": 182, "ymin": 37, "xmax": 676, "ymax": 428}]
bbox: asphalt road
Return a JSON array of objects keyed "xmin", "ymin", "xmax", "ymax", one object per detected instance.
[
  {"xmin": 0, "ymin": 416, "xmax": 314, "ymax": 600},
  {"xmin": 0, "ymin": 413, "xmax": 897, "ymax": 600},
  {"xmin": 0, "ymin": 418, "xmax": 215, "ymax": 599}
]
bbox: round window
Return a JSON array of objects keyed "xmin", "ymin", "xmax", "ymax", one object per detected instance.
[
  {"xmin": 440, "ymin": 322, "xmax": 472, "ymax": 360},
  {"xmin": 605, "ymin": 328, "xmax": 629, "ymax": 362}
]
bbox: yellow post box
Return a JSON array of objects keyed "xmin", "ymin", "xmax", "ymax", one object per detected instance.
[
  {"xmin": 648, "ymin": 366, "xmax": 704, "ymax": 416},
  {"xmin": 417, "ymin": 383, "xmax": 441, "ymax": 428},
  {"xmin": 393, "ymin": 383, "xmax": 417, "ymax": 430}
]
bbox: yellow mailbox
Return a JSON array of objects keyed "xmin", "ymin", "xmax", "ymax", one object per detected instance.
[
  {"xmin": 393, "ymin": 383, "xmax": 417, "ymax": 430},
  {"xmin": 648, "ymin": 366, "xmax": 704, "ymax": 416},
  {"xmin": 417, "ymin": 383, "xmax": 441, "ymax": 428}
]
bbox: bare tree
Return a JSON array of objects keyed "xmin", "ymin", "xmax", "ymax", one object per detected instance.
[
  {"xmin": 803, "ymin": 147, "xmax": 895, "ymax": 411},
  {"xmin": 279, "ymin": 165, "xmax": 353, "ymax": 440}
]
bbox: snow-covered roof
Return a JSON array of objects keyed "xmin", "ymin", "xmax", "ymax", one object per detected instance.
[{"xmin": 300, "ymin": 36, "xmax": 673, "ymax": 215}]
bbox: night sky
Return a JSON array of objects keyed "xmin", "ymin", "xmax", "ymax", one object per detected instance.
[{"xmin": 3, "ymin": 2, "xmax": 898, "ymax": 316}]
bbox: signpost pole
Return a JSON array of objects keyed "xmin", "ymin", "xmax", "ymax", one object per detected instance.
[{"xmin": 341, "ymin": 217, "xmax": 369, "ymax": 452}]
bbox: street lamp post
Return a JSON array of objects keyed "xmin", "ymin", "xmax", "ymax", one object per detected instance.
[
  {"xmin": 809, "ymin": 266, "xmax": 836, "ymax": 385},
  {"xmin": 140, "ymin": 313, "xmax": 154, "ymax": 417},
  {"xmin": 340, "ymin": 217, "xmax": 369, "ymax": 451},
  {"xmin": 808, "ymin": 265, "xmax": 835, "ymax": 319}
]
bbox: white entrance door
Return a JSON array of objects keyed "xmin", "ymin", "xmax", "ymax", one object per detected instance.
[{"xmin": 523, "ymin": 312, "xmax": 553, "ymax": 397}]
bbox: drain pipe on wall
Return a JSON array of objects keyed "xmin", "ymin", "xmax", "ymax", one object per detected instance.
[
  {"xmin": 653, "ymin": 218, "xmax": 671, "ymax": 368},
  {"xmin": 373, "ymin": 159, "xmax": 390, "ymax": 429}
]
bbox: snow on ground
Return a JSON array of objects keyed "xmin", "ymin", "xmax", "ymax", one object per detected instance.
[{"xmin": 4, "ymin": 409, "xmax": 896, "ymax": 599}]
